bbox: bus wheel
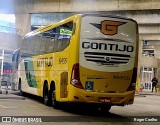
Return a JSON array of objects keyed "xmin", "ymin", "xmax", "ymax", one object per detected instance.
[
  {"xmin": 19, "ymin": 78, "xmax": 23, "ymax": 96},
  {"xmin": 51, "ymin": 89, "xmax": 59, "ymax": 109},
  {"xmin": 43, "ymin": 84, "xmax": 49, "ymax": 106},
  {"xmin": 99, "ymin": 105, "xmax": 111, "ymax": 112}
]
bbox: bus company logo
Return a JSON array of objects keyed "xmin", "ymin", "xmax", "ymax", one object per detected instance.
[
  {"xmin": 105, "ymin": 57, "xmax": 111, "ymax": 62},
  {"xmin": 91, "ymin": 20, "xmax": 126, "ymax": 35}
]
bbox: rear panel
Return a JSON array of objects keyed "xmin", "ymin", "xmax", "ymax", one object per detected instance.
[{"xmin": 79, "ymin": 15, "xmax": 138, "ymax": 93}]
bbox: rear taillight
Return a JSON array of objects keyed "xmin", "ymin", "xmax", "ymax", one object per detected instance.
[
  {"xmin": 70, "ymin": 63, "xmax": 84, "ymax": 89},
  {"xmin": 127, "ymin": 67, "xmax": 137, "ymax": 91}
]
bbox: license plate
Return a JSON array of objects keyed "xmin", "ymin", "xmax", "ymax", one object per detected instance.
[{"xmin": 99, "ymin": 97, "xmax": 111, "ymax": 103}]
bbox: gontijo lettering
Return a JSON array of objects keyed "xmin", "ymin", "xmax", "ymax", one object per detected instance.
[
  {"xmin": 37, "ymin": 57, "xmax": 53, "ymax": 67},
  {"xmin": 82, "ymin": 42, "xmax": 134, "ymax": 52}
]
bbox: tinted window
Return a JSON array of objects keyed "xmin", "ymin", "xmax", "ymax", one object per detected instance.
[{"xmin": 21, "ymin": 21, "xmax": 73, "ymax": 56}]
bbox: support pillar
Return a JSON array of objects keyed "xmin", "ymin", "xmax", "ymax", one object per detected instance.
[{"xmin": 15, "ymin": 14, "xmax": 31, "ymax": 37}]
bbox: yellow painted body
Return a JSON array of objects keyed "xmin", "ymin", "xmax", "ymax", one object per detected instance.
[{"xmin": 19, "ymin": 14, "xmax": 139, "ymax": 106}]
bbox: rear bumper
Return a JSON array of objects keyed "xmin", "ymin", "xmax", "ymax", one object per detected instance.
[{"xmin": 68, "ymin": 86, "xmax": 135, "ymax": 105}]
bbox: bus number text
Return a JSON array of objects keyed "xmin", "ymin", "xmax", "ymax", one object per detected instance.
[{"xmin": 59, "ymin": 58, "xmax": 67, "ymax": 64}]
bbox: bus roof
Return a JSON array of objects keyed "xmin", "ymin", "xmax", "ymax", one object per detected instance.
[
  {"xmin": 24, "ymin": 13, "xmax": 137, "ymax": 39},
  {"xmin": 24, "ymin": 14, "xmax": 81, "ymax": 38}
]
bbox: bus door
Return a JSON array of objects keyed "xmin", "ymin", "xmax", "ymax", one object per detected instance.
[{"xmin": 60, "ymin": 72, "xmax": 68, "ymax": 98}]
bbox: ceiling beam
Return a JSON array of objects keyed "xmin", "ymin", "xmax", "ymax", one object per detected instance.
[
  {"xmin": 0, "ymin": 0, "xmax": 160, "ymax": 14},
  {"xmin": 140, "ymin": 34, "xmax": 160, "ymax": 40},
  {"xmin": 139, "ymin": 25, "xmax": 160, "ymax": 34}
]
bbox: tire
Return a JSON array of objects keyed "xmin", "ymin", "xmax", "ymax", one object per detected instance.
[
  {"xmin": 50, "ymin": 89, "xmax": 59, "ymax": 109},
  {"xmin": 19, "ymin": 78, "xmax": 23, "ymax": 96},
  {"xmin": 43, "ymin": 84, "xmax": 49, "ymax": 106},
  {"xmin": 18, "ymin": 78, "xmax": 21, "ymax": 90},
  {"xmin": 19, "ymin": 90, "xmax": 24, "ymax": 96}
]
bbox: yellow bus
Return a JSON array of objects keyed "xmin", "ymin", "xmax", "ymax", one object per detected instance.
[{"xmin": 14, "ymin": 14, "xmax": 139, "ymax": 111}]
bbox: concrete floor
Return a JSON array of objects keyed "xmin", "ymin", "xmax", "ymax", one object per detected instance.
[{"xmin": 0, "ymin": 94, "xmax": 160, "ymax": 125}]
